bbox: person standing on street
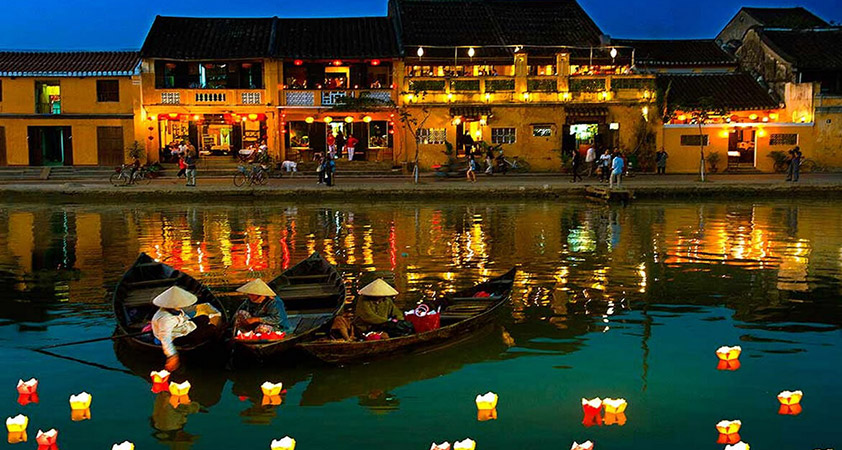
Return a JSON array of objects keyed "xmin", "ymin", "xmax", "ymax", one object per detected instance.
[
  {"xmin": 346, "ymin": 134, "xmax": 359, "ymax": 161},
  {"xmin": 791, "ymin": 147, "xmax": 802, "ymax": 182},
  {"xmin": 599, "ymin": 149, "xmax": 612, "ymax": 183},
  {"xmin": 570, "ymin": 149, "xmax": 583, "ymax": 183},
  {"xmin": 656, "ymin": 149, "xmax": 669, "ymax": 175},
  {"xmin": 334, "ymin": 131, "xmax": 345, "ymax": 160},
  {"xmin": 586, "ymin": 145, "xmax": 597, "ymax": 177},
  {"xmin": 484, "ymin": 145, "xmax": 494, "ymax": 175},
  {"xmin": 467, "ymin": 154, "xmax": 478, "ymax": 183},
  {"xmin": 184, "ymin": 149, "xmax": 197, "ymax": 187},
  {"xmin": 610, "ymin": 152, "xmax": 624, "ymax": 188}
]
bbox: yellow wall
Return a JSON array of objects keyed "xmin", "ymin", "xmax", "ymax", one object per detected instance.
[{"xmin": 0, "ymin": 77, "xmax": 137, "ymax": 115}]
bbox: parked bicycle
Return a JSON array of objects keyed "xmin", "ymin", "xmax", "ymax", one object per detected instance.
[
  {"xmin": 110, "ymin": 164, "xmax": 152, "ymax": 186},
  {"xmin": 495, "ymin": 148, "xmax": 531, "ymax": 174},
  {"xmin": 233, "ymin": 164, "xmax": 269, "ymax": 187},
  {"xmin": 773, "ymin": 157, "xmax": 819, "ymax": 173}
]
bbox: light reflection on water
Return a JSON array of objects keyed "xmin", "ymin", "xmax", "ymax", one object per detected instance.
[{"xmin": 0, "ymin": 200, "xmax": 840, "ymax": 450}]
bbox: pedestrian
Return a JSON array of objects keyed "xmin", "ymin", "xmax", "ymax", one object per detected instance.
[
  {"xmin": 176, "ymin": 154, "xmax": 187, "ymax": 179},
  {"xmin": 327, "ymin": 133, "xmax": 336, "ymax": 159},
  {"xmin": 570, "ymin": 149, "xmax": 583, "ymax": 183},
  {"xmin": 334, "ymin": 131, "xmax": 345, "ymax": 159},
  {"xmin": 585, "ymin": 145, "xmax": 597, "ymax": 177},
  {"xmin": 467, "ymin": 154, "xmax": 478, "ymax": 183},
  {"xmin": 599, "ymin": 148, "xmax": 611, "ymax": 182},
  {"xmin": 325, "ymin": 155, "xmax": 337, "ymax": 186},
  {"xmin": 656, "ymin": 149, "xmax": 669, "ymax": 174},
  {"xmin": 346, "ymin": 134, "xmax": 358, "ymax": 161},
  {"xmin": 184, "ymin": 149, "xmax": 197, "ymax": 187},
  {"xmin": 463, "ymin": 133, "xmax": 475, "ymax": 155},
  {"xmin": 610, "ymin": 151, "xmax": 624, "ymax": 188},
  {"xmin": 786, "ymin": 146, "xmax": 800, "ymax": 181},
  {"xmin": 484, "ymin": 145, "xmax": 494, "ymax": 175},
  {"xmin": 791, "ymin": 147, "xmax": 802, "ymax": 182},
  {"xmin": 316, "ymin": 153, "xmax": 326, "ymax": 185}
]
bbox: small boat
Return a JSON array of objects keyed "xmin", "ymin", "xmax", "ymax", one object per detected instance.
[
  {"xmin": 298, "ymin": 267, "xmax": 517, "ymax": 364},
  {"xmin": 232, "ymin": 253, "xmax": 346, "ymax": 364},
  {"xmin": 112, "ymin": 253, "xmax": 229, "ymax": 358}
]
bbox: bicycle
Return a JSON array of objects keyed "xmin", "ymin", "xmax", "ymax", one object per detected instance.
[
  {"xmin": 233, "ymin": 164, "xmax": 269, "ymax": 187},
  {"xmin": 495, "ymin": 151, "xmax": 531, "ymax": 174},
  {"xmin": 773, "ymin": 157, "xmax": 820, "ymax": 173},
  {"xmin": 110, "ymin": 165, "xmax": 152, "ymax": 186}
]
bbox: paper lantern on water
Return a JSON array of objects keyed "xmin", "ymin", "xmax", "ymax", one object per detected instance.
[
  {"xmin": 724, "ymin": 442, "xmax": 749, "ymax": 450},
  {"xmin": 777, "ymin": 390, "xmax": 802, "ymax": 405},
  {"xmin": 716, "ymin": 420, "xmax": 741, "ymax": 435},
  {"xmin": 430, "ymin": 442, "xmax": 451, "ymax": 450},
  {"xmin": 69, "ymin": 392, "xmax": 92, "ymax": 410},
  {"xmin": 581, "ymin": 398, "xmax": 603, "ymax": 415},
  {"xmin": 6, "ymin": 414, "xmax": 28, "ymax": 444},
  {"xmin": 261, "ymin": 382, "xmax": 284, "ymax": 397},
  {"xmin": 150, "ymin": 370, "xmax": 170, "ymax": 384},
  {"xmin": 475, "ymin": 392, "xmax": 498, "ymax": 411},
  {"xmin": 477, "ymin": 408, "xmax": 497, "ymax": 422},
  {"xmin": 35, "ymin": 429, "xmax": 58, "ymax": 450},
  {"xmin": 716, "ymin": 360, "xmax": 741, "ymax": 371},
  {"xmin": 602, "ymin": 398, "xmax": 627, "ymax": 414},
  {"xmin": 112, "ymin": 442, "xmax": 134, "ymax": 450},
  {"xmin": 270, "ymin": 436, "xmax": 296, "ymax": 450},
  {"xmin": 169, "ymin": 381, "xmax": 191, "ymax": 397},
  {"xmin": 570, "ymin": 441, "xmax": 594, "ymax": 450},
  {"xmin": 603, "ymin": 412, "xmax": 627, "ymax": 426},
  {"xmin": 454, "ymin": 438, "xmax": 476, "ymax": 450},
  {"xmin": 16, "ymin": 379, "xmax": 37, "ymax": 395},
  {"xmin": 716, "ymin": 346, "xmax": 742, "ymax": 361}
]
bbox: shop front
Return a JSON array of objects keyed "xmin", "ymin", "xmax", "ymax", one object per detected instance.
[
  {"xmin": 562, "ymin": 107, "xmax": 618, "ymax": 155},
  {"xmin": 283, "ymin": 113, "xmax": 395, "ymax": 162},
  {"xmin": 157, "ymin": 113, "xmax": 267, "ymax": 160}
]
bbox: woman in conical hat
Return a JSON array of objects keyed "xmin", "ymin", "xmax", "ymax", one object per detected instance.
[
  {"xmin": 353, "ymin": 278, "xmax": 414, "ymax": 338},
  {"xmin": 151, "ymin": 286, "xmax": 220, "ymax": 371},
  {"xmin": 234, "ymin": 279, "xmax": 290, "ymax": 335}
]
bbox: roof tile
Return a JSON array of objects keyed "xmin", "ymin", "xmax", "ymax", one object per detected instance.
[
  {"xmin": 0, "ymin": 51, "xmax": 139, "ymax": 76},
  {"xmin": 658, "ymin": 73, "xmax": 780, "ymax": 111}
]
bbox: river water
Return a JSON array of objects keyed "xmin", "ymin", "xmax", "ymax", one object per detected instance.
[{"xmin": 0, "ymin": 200, "xmax": 840, "ymax": 449}]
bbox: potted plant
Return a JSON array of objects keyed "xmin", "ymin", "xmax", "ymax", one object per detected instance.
[{"xmin": 706, "ymin": 151, "xmax": 721, "ymax": 173}]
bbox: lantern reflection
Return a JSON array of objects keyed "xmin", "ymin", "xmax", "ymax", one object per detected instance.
[
  {"xmin": 476, "ymin": 408, "xmax": 497, "ymax": 421},
  {"xmin": 717, "ymin": 360, "xmax": 741, "ymax": 371},
  {"xmin": 778, "ymin": 404, "xmax": 802, "ymax": 416},
  {"xmin": 262, "ymin": 395, "xmax": 283, "ymax": 406},
  {"xmin": 603, "ymin": 412, "xmax": 626, "ymax": 426},
  {"xmin": 6, "ymin": 414, "xmax": 28, "ymax": 444},
  {"xmin": 16, "ymin": 393, "xmax": 38, "ymax": 406}
]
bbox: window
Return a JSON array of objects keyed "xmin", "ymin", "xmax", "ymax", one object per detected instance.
[
  {"xmin": 155, "ymin": 61, "xmax": 264, "ymax": 89},
  {"xmin": 532, "ymin": 125, "xmax": 553, "ymax": 137},
  {"xmin": 368, "ymin": 121, "xmax": 391, "ymax": 148},
  {"xmin": 35, "ymin": 81, "xmax": 61, "ymax": 114},
  {"xmin": 769, "ymin": 133, "xmax": 798, "ymax": 146},
  {"xmin": 680, "ymin": 134, "xmax": 709, "ymax": 146},
  {"xmin": 96, "ymin": 80, "xmax": 120, "ymax": 102},
  {"xmin": 418, "ymin": 128, "xmax": 446, "ymax": 145},
  {"xmin": 491, "ymin": 127, "xmax": 516, "ymax": 144},
  {"xmin": 287, "ymin": 122, "xmax": 310, "ymax": 148}
]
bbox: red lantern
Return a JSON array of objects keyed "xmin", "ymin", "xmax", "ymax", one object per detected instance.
[
  {"xmin": 293, "ymin": 60, "xmax": 303, "ymax": 66},
  {"xmin": 332, "ymin": 60, "xmax": 343, "ymax": 66},
  {"xmin": 242, "ymin": 63, "xmax": 253, "ymax": 69},
  {"xmin": 370, "ymin": 59, "xmax": 381, "ymax": 66}
]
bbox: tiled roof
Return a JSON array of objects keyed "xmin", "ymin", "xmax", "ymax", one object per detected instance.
[
  {"xmin": 0, "ymin": 51, "xmax": 139, "ymax": 77},
  {"xmin": 657, "ymin": 73, "xmax": 780, "ymax": 111},
  {"xmin": 141, "ymin": 16, "xmax": 275, "ymax": 59},
  {"xmin": 759, "ymin": 29, "xmax": 842, "ymax": 71},
  {"xmin": 741, "ymin": 7, "xmax": 828, "ymax": 29},
  {"xmin": 611, "ymin": 39, "xmax": 737, "ymax": 67},
  {"xmin": 275, "ymin": 17, "xmax": 400, "ymax": 59},
  {"xmin": 391, "ymin": 0, "xmax": 603, "ymax": 57}
]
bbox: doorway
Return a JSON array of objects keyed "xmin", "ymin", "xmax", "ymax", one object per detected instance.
[
  {"xmin": 28, "ymin": 126, "xmax": 72, "ymax": 166},
  {"xmin": 97, "ymin": 126, "xmax": 125, "ymax": 166},
  {"xmin": 727, "ymin": 127, "xmax": 756, "ymax": 168}
]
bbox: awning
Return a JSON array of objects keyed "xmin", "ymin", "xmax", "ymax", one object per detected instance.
[
  {"xmin": 450, "ymin": 106, "xmax": 493, "ymax": 119},
  {"xmin": 565, "ymin": 106, "xmax": 608, "ymax": 117}
]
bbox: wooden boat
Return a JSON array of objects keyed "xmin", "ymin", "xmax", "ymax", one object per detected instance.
[
  {"xmin": 112, "ymin": 253, "xmax": 229, "ymax": 358},
  {"xmin": 231, "ymin": 253, "xmax": 346, "ymax": 364},
  {"xmin": 298, "ymin": 267, "xmax": 517, "ymax": 364}
]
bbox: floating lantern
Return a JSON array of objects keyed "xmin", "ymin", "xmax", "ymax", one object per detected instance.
[
  {"xmin": 305, "ymin": 117, "xmax": 315, "ymax": 124},
  {"xmin": 603, "ymin": 412, "xmax": 626, "ymax": 426},
  {"xmin": 112, "ymin": 442, "xmax": 134, "ymax": 450},
  {"xmin": 716, "ymin": 420, "xmax": 741, "ymax": 435},
  {"xmin": 716, "ymin": 360, "xmax": 741, "ymax": 371},
  {"xmin": 430, "ymin": 442, "xmax": 451, "ymax": 450},
  {"xmin": 777, "ymin": 390, "xmax": 802, "ymax": 405},
  {"xmin": 6, "ymin": 415, "xmax": 28, "ymax": 443},
  {"xmin": 602, "ymin": 398, "xmax": 627, "ymax": 414},
  {"xmin": 477, "ymin": 408, "xmax": 497, "ymax": 421},
  {"xmin": 69, "ymin": 392, "xmax": 91, "ymax": 410},
  {"xmin": 261, "ymin": 382, "xmax": 284, "ymax": 397},
  {"xmin": 454, "ymin": 438, "xmax": 476, "ymax": 450},
  {"xmin": 151, "ymin": 370, "xmax": 170, "ymax": 384},
  {"xmin": 475, "ymin": 392, "xmax": 498, "ymax": 410},
  {"xmin": 270, "ymin": 436, "xmax": 296, "ymax": 450},
  {"xmin": 724, "ymin": 442, "xmax": 749, "ymax": 450},
  {"xmin": 35, "ymin": 429, "xmax": 57, "ymax": 450},
  {"xmin": 716, "ymin": 346, "xmax": 742, "ymax": 361},
  {"xmin": 571, "ymin": 441, "xmax": 594, "ymax": 450},
  {"xmin": 717, "ymin": 433, "xmax": 742, "ymax": 445},
  {"xmin": 581, "ymin": 398, "xmax": 603, "ymax": 415},
  {"xmin": 16, "ymin": 379, "xmax": 37, "ymax": 395},
  {"xmin": 169, "ymin": 381, "xmax": 191, "ymax": 397}
]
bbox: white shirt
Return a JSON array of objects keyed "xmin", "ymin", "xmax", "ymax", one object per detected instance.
[
  {"xmin": 586, "ymin": 147, "xmax": 596, "ymax": 162},
  {"xmin": 152, "ymin": 309, "xmax": 196, "ymax": 357}
]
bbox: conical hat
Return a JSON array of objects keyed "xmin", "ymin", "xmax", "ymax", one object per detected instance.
[
  {"xmin": 236, "ymin": 279, "xmax": 276, "ymax": 297},
  {"xmin": 152, "ymin": 286, "xmax": 198, "ymax": 309},
  {"xmin": 358, "ymin": 278, "xmax": 399, "ymax": 297}
]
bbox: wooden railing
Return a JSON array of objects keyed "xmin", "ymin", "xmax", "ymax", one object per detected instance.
[
  {"xmin": 154, "ymin": 89, "xmax": 266, "ymax": 106},
  {"xmin": 280, "ymin": 89, "xmax": 395, "ymax": 107}
]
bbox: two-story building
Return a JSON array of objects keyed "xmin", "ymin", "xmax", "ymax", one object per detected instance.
[{"xmin": 0, "ymin": 51, "xmax": 141, "ymax": 166}]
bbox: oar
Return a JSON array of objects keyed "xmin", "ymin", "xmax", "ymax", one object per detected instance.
[
  {"xmin": 39, "ymin": 330, "xmax": 151, "ymax": 350},
  {"xmin": 32, "ymin": 348, "xmax": 133, "ymax": 375}
]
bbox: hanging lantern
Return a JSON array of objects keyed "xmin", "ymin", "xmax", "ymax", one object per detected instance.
[
  {"xmin": 430, "ymin": 442, "xmax": 451, "ymax": 450},
  {"xmin": 362, "ymin": 115, "xmax": 372, "ymax": 123},
  {"xmin": 749, "ymin": 114, "xmax": 758, "ymax": 120},
  {"xmin": 323, "ymin": 116, "xmax": 333, "ymax": 123},
  {"xmin": 417, "ymin": 47, "xmax": 425, "ymax": 57},
  {"xmin": 610, "ymin": 47, "xmax": 618, "ymax": 59},
  {"xmin": 248, "ymin": 113, "xmax": 259, "ymax": 121},
  {"xmin": 35, "ymin": 429, "xmax": 58, "ymax": 450},
  {"xmin": 333, "ymin": 60, "xmax": 343, "ymax": 66},
  {"xmin": 305, "ymin": 117, "xmax": 315, "ymax": 124},
  {"xmin": 270, "ymin": 436, "xmax": 296, "ymax": 450},
  {"xmin": 294, "ymin": 60, "xmax": 303, "ymax": 66},
  {"xmin": 370, "ymin": 59, "xmax": 381, "ymax": 66},
  {"xmin": 112, "ymin": 442, "xmax": 134, "ymax": 450},
  {"xmin": 168, "ymin": 113, "xmax": 179, "ymax": 119},
  {"xmin": 345, "ymin": 116, "xmax": 354, "ymax": 123},
  {"xmin": 570, "ymin": 441, "xmax": 594, "ymax": 450},
  {"xmin": 467, "ymin": 47, "xmax": 475, "ymax": 58},
  {"xmin": 454, "ymin": 439, "xmax": 476, "ymax": 450},
  {"xmin": 716, "ymin": 346, "xmax": 741, "ymax": 361},
  {"xmin": 16, "ymin": 379, "xmax": 37, "ymax": 395},
  {"xmin": 261, "ymin": 382, "xmax": 284, "ymax": 397},
  {"xmin": 447, "ymin": 93, "xmax": 454, "ymax": 102},
  {"xmin": 475, "ymin": 392, "xmax": 497, "ymax": 410},
  {"xmin": 602, "ymin": 398, "xmax": 627, "ymax": 414},
  {"xmin": 6, "ymin": 415, "xmax": 28, "ymax": 444},
  {"xmin": 769, "ymin": 113, "xmax": 779, "ymax": 120},
  {"xmin": 193, "ymin": 114, "xmax": 201, "ymax": 121}
]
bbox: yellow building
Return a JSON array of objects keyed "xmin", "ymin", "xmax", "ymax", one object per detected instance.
[{"xmin": 0, "ymin": 51, "xmax": 142, "ymax": 166}]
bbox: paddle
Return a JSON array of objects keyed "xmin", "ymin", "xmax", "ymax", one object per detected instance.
[{"xmin": 39, "ymin": 330, "xmax": 152, "ymax": 350}]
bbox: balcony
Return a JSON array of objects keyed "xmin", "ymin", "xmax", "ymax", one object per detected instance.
[
  {"xmin": 281, "ymin": 89, "xmax": 394, "ymax": 107},
  {"xmin": 154, "ymin": 89, "xmax": 265, "ymax": 106}
]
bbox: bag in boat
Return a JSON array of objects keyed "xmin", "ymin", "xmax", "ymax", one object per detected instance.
[{"xmin": 405, "ymin": 304, "xmax": 441, "ymax": 333}]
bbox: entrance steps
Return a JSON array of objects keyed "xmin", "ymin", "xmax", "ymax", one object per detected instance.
[
  {"xmin": 47, "ymin": 166, "xmax": 116, "ymax": 181},
  {"xmin": 164, "ymin": 159, "xmax": 402, "ymax": 177},
  {"xmin": 0, "ymin": 167, "xmax": 45, "ymax": 180}
]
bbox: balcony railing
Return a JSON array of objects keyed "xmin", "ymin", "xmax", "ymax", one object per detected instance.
[
  {"xmin": 281, "ymin": 89, "xmax": 394, "ymax": 107},
  {"xmin": 155, "ymin": 89, "xmax": 265, "ymax": 106}
]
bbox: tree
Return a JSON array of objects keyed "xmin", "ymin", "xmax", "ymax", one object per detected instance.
[
  {"xmin": 396, "ymin": 105, "xmax": 431, "ymax": 184},
  {"xmin": 662, "ymin": 85, "xmax": 729, "ymax": 182}
]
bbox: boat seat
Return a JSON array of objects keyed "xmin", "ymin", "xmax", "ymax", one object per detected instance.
[
  {"xmin": 124, "ymin": 278, "xmax": 178, "ymax": 289},
  {"xmin": 123, "ymin": 286, "xmax": 171, "ymax": 308},
  {"xmin": 292, "ymin": 314, "xmax": 332, "ymax": 334},
  {"xmin": 277, "ymin": 282, "xmax": 336, "ymax": 292},
  {"xmin": 278, "ymin": 285, "xmax": 340, "ymax": 301}
]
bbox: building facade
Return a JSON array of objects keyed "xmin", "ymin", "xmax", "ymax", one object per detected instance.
[{"xmin": 0, "ymin": 52, "xmax": 141, "ymax": 166}]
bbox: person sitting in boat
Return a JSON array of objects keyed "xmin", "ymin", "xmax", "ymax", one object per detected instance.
[
  {"xmin": 354, "ymin": 278, "xmax": 415, "ymax": 338},
  {"xmin": 151, "ymin": 286, "xmax": 221, "ymax": 371},
  {"xmin": 234, "ymin": 279, "xmax": 291, "ymax": 335}
]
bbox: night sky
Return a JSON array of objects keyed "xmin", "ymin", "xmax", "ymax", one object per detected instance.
[{"xmin": 0, "ymin": 0, "xmax": 839, "ymax": 50}]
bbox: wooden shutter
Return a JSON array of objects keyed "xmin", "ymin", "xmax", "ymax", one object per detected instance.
[
  {"xmin": 97, "ymin": 126, "xmax": 125, "ymax": 166},
  {"xmin": 27, "ymin": 127, "xmax": 43, "ymax": 166},
  {"xmin": 310, "ymin": 122, "xmax": 326, "ymax": 152},
  {"xmin": 561, "ymin": 125, "xmax": 575, "ymax": 153}
]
